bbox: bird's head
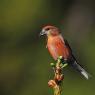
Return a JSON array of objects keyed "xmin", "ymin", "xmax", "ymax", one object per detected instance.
[{"xmin": 40, "ymin": 25, "xmax": 60, "ymax": 37}]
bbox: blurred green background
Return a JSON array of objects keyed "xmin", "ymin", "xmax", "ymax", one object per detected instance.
[{"xmin": 0, "ymin": 0, "xmax": 95, "ymax": 95}]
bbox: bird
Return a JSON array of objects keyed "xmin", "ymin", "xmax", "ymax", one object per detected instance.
[{"xmin": 40, "ymin": 25, "xmax": 91, "ymax": 79}]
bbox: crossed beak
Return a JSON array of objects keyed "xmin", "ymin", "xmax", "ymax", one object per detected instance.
[{"xmin": 40, "ymin": 29, "xmax": 46, "ymax": 36}]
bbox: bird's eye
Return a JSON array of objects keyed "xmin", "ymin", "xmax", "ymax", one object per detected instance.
[{"xmin": 46, "ymin": 28, "xmax": 50, "ymax": 31}]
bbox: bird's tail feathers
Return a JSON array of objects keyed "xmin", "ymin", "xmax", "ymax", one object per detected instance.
[{"xmin": 71, "ymin": 60, "xmax": 92, "ymax": 80}]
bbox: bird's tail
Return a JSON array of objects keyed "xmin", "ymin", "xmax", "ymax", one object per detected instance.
[{"xmin": 70, "ymin": 56, "xmax": 91, "ymax": 80}]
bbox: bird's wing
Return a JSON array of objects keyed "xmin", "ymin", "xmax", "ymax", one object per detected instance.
[
  {"xmin": 64, "ymin": 39, "xmax": 92, "ymax": 79},
  {"xmin": 59, "ymin": 35, "xmax": 72, "ymax": 52},
  {"xmin": 64, "ymin": 39, "xmax": 72, "ymax": 52}
]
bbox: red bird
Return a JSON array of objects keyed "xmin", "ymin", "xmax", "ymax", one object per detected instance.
[{"xmin": 40, "ymin": 25, "xmax": 91, "ymax": 79}]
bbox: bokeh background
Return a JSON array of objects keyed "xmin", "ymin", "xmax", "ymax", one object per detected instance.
[{"xmin": 0, "ymin": 0, "xmax": 95, "ymax": 95}]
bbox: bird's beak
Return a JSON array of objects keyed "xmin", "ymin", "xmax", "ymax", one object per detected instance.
[{"xmin": 40, "ymin": 29, "xmax": 46, "ymax": 36}]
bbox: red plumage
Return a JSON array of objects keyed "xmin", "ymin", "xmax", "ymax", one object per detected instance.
[{"xmin": 47, "ymin": 35, "xmax": 71, "ymax": 60}]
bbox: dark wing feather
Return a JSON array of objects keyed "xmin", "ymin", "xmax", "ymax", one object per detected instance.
[
  {"xmin": 64, "ymin": 39, "xmax": 91, "ymax": 79},
  {"xmin": 64, "ymin": 39, "xmax": 72, "ymax": 52}
]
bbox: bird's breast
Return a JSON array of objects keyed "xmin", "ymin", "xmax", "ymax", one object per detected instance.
[{"xmin": 47, "ymin": 36, "xmax": 70, "ymax": 60}]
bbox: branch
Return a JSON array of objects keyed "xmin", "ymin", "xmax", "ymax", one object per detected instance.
[{"xmin": 48, "ymin": 56, "xmax": 68, "ymax": 95}]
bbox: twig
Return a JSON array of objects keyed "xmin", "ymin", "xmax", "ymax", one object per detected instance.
[{"xmin": 48, "ymin": 56, "xmax": 68, "ymax": 95}]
